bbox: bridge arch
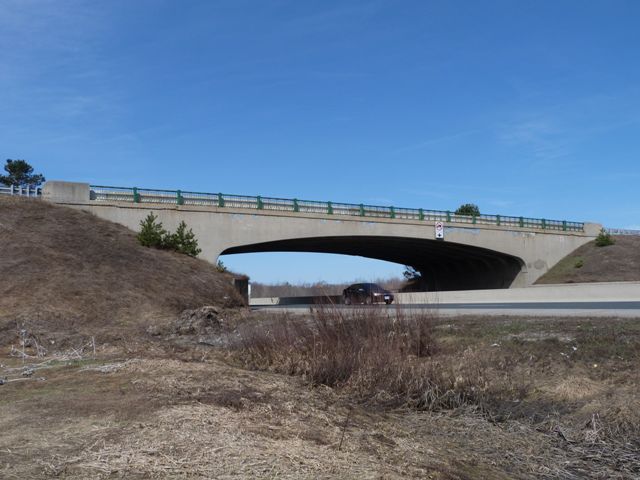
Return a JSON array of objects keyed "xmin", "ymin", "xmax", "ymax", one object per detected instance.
[{"xmin": 221, "ymin": 236, "xmax": 525, "ymax": 291}]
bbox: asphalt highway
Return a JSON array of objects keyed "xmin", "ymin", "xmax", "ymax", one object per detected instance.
[{"xmin": 252, "ymin": 301, "xmax": 640, "ymax": 317}]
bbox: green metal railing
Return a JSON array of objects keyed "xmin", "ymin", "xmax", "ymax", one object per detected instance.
[{"xmin": 89, "ymin": 185, "xmax": 585, "ymax": 232}]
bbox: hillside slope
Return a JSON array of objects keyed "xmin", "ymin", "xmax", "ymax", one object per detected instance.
[
  {"xmin": 535, "ymin": 235, "xmax": 640, "ymax": 284},
  {"xmin": 0, "ymin": 196, "xmax": 243, "ymax": 344}
]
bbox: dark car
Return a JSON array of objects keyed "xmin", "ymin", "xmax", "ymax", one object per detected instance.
[{"xmin": 343, "ymin": 283, "xmax": 394, "ymax": 305}]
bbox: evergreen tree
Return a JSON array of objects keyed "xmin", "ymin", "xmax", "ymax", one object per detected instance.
[
  {"xmin": 0, "ymin": 159, "xmax": 45, "ymax": 188},
  {"xmin": 137, "ymin": 213, "xmax": 166, "ymax": 248},
  {"xmin": 595, "ymin": 228, "xmax": 615, "ymax": 247},
  {"xmin": 454, "ymin": 203, "xmax": 480, "ymax": 217},
  {"xmin": 165, "ymin": 221, "xmax": 202, "ymax": 257}
]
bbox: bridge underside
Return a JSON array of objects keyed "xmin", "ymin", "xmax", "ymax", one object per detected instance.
[{"xmin": 222, "ymin": 236, "xmax": 524, "ymax": 291}]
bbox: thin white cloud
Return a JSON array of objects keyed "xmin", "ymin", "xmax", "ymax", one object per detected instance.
[
  {"xmin": 495, "ymin": 88, "xmax": 640, "ymax": 164},
  {"xmin": 393, "ymin": 128, "xmax": 484, "ymax": 154}
]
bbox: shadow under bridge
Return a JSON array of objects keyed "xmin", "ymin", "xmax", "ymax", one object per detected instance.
[{"xmin": 221, "ymin": 236, "xmax": 525, "ymax": 291}]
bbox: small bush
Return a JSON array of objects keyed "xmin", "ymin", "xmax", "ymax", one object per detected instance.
[
  {"xmin": 137, "ymin": 213, "xmax": 166, "ymax": 248},
  {"xmin": 595, "ymin": 229, "xmax": 615, "ymax": 247},
  {"xmin": 137, "ymin": 214, "xmax": 201, "ymax": 257},
  {"xmin": 216, "ymin": 260, "xmax": 228, "ymax": 273},
  {"xmin": 232, "ymin": 308, "xmax": 529, "ymax": 412},
  {"xmin": 574, "ymin": 258, "xmax": 584, "ymax": 268},
  {"xmin": 165, "ymin": 221, "xmax": 202, "ymax": 257}
]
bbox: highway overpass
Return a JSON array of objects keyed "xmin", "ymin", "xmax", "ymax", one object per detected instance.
[{"xmin": 42, "ymin": 181, "xmax": 601, "ymax": 290}]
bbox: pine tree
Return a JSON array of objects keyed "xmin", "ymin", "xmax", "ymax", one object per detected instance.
[
  {"xmin": 165, "ymin": 221, "xmax": 202, "ymax": 257},
  {"xmin": 137, "ymin": 213, "xmax": 166, "ymax": 248},
  {"xmin": 595, "ymin": 228, "xmax": 615, "ymax": 247},
  {"xmin": 455, "ymin": 203, "xmax": 480, "ymax": 217},
  {"xmin": 0, "ymin": 159, "xmax": 45, "ymax": 187}
]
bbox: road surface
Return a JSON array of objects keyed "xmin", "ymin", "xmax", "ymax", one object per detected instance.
[{"xmin": 252, "ymin": 301, "xmax": 640, "ymax": 317}]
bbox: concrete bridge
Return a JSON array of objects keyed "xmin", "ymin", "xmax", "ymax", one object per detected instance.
[{"xmin": 42, "ymin": 181, "xmax": 601, "ymax": 290}]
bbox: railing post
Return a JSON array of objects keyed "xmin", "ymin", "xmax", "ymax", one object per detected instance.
[
  {"xmin": 19, "ymin": 186, "xmax": 23, "ymax": 196},
  {"xmin": 293, "ymin": 199, "xmax": 299, "ymax": 212},
  {"xmin": 133, "ymin": 187, "xmax": 140, "ymax": 203},
  {"xmin": 257, "ymin": 196, "xmax": 264, "ymax": 209},
  {"xmin": 519, "ymin": 217, "xmax": 524, "ymax": 228},
  {"xmin": 10, "ymin": 185, "xmax": 14, "ymax": 195},
  {"xmin": 359, "ymin": 204, "xmax": 365, "ymax": 216},
  {"xmin": 419, "ymin": 208, "xmax": 424, "ymax": 221},
  {"xmin": 446, "ymin": 210, "xmax": 451, "ymax": 222},
  {"xmin": 217, "ymin": 193, "xmax": 225, "ymax": 207},
  {"xmin": 562, "ymin": 220, "xmax": 567, "ymax": 231},
  {"xmin": 26, "ymin": 186, "xmax": 30, "ymax": 197},
  {"xmin": 542, "ymin": 219, "xmax": 546, "ymax": 229},
  {"xmin": 327, "ymin": 201, "xmax": 333, "ymax": 214},
  {"xmin": 472, "ymin": 215, "xmax": 477, "ymax": 225},
  {"xmin": 176, "ymin": 190, "xmax": 184, "ymax": 205},
  {"xmin": 496, "ymin": 215, "xmax": 501, "ymax": 226}
]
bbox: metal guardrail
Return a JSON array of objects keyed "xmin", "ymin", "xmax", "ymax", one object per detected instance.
[
  {"xmin": 90, "ymin": 185, "xmax": 585, "ymax": 232},
  {"xmin": 606, "ymin": 228, "xmax": 640, "ymax": 236},
  {"xmin": 0, "ymin": 185, "xmax": 42, "ymax": 197}
]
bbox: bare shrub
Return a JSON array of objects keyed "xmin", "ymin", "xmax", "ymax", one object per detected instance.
[{"xmin": 233, "ymin": 308, "xmax": 528, "ymax": 412}]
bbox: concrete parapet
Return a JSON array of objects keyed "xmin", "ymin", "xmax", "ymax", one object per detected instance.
[
  {"xmin": 42, "ymin": 181, "xmax": 90, "ymax": 203},
  {"xmin": 395, "ymin": 281, "xmax": 640, "ymax": 304},
  {"xmin": 583, "ymin": 223, "xmax": 603, "ymax": 236}
]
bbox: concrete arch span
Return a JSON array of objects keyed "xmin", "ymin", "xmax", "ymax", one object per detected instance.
[
  {"xmin": 41, "ymin": 182, "xmax": 601, "ymax": 290},
  {"xmin": 221, "ymin": 236, "xmax": 524, "ymax": 291}
]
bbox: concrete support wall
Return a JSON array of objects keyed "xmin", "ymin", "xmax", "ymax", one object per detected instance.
[
  {"xmin": 395, "ymin": 281, "xmax": 640, "ymax": 304},
  {"xmin": 42, "ymin": 181, "xmax": 90, "ymax": 203},
  {"xmin": 42, "ymin": 181, "xmax": 600, "ymax": 289}
]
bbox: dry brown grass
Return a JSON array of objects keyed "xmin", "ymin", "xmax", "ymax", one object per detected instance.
[
  {"xmin": 536, "ymin": 235, "xmax": 640, "ymax": 284},
  {"xmin": 231, "ymin": 310, "xmax": 640, "ymax": 471},
  {"xmin": 1, "ymin": 313, "xmax": 640, "ymax": 479},
  {"xmin": 0, "ymin": 196, "xmax": 244, "ymax": 349},
  {"xmin": 232, "ymin": 308, "xmax": 531, "ymax": 414}
]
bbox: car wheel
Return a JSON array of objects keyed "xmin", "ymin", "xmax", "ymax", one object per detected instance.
[
  {"xmin": 385, "ymin": 299, "xmax": 392, "ymax": 305},
  {"xmin": 364, "ymin": 296, "xmax": 373, "ymax": 305},
  {"xmin": 344, "ymin": 296, "xmax": 351, "ymax": 305}
]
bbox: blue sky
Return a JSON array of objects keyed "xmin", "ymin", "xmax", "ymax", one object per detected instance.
[{"xmin": 2, "ymin": 1, "xmax": 639, "ymax": 283}]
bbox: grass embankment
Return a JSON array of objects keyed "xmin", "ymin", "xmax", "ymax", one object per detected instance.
[
  {"xmin": 0, "ymin": 196, "xmax": 244, "ymax": 348},
  {"xmin": 536, "ymin": 235, "xmax": 640, "ymax": 284}
]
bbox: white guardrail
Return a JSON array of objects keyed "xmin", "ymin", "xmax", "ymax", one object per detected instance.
[
  {"xmin": 606, "ymin": 228, "xmax": 640, "ymax": 236},
  {"xmin": 0, "ymin": 185, "xmax": 42, "ymax": 197}
]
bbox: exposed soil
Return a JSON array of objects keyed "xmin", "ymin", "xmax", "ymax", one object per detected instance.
[{"xmin": 536, "ymin": 235, "xmax": 640, "ymax": 284}]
